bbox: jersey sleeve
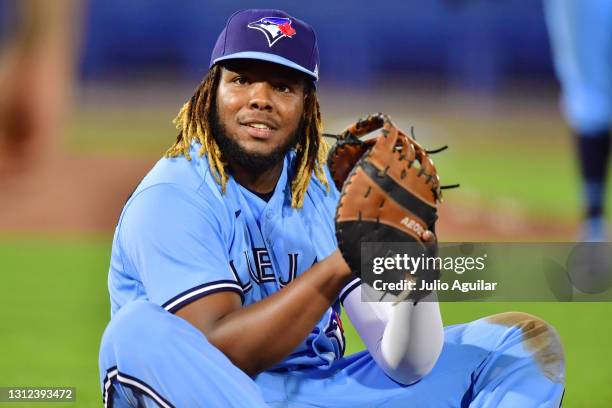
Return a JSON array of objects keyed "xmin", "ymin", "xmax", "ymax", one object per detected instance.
[{"xmin": 117, "ymin": 183, "xmax": 242, "ymax": 313}]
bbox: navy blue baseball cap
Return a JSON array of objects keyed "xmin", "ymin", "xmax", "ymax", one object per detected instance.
[{"xmin": 210, "ymin": 9, "xmax": 320, "ymax": 81}]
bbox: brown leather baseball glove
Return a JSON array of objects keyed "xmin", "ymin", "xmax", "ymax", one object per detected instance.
[{"xmin": 327, "ymin": 113, "xmax": 455, "ymax": 301}]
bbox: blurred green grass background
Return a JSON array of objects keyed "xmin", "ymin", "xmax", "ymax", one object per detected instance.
[{"xmin": 2, "ymin": 99, "xmax": 612, "ymax": 406}]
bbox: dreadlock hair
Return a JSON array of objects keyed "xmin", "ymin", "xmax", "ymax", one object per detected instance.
[{"xmin": 165, "ymin": 64, "xmax": 329, "ymax": 208}]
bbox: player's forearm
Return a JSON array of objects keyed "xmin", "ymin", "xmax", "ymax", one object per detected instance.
[
  {"xmin": 380, "ymin": 293, "xmax": 444, "ymax": 384},
  {"xmin": 206, "ymin": 250, "xmax": 352, "ymax": 376},
  {"xmin": 343, "ymin": 287, "xmax": 443, "ymax": 385}
]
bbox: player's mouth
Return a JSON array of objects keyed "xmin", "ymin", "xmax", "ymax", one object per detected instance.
[{"xmin": 241, "ymin": 120, "xmax": 277, "ymax": 139}]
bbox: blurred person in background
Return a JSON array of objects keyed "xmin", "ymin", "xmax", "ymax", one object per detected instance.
[
  {"xmin": 0, "ymin": 0, "xmax": 80, "ymax": 176},
  {"xmin": 544, "ymin": 0, "xmax": 612, "ymax": 241}
]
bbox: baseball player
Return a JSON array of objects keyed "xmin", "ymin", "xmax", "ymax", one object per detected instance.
[
  {"xmin": 544, "ymin": 0, "xmax": 612, "ymax": 241},
  {"xmin": 99, "ymin": 9, "xmax": 565, "ymax": 407}
]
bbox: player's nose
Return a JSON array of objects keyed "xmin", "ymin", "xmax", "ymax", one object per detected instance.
[{"xmin": 248, "ymin": 82, "xmax": 274, "ymax": 112}]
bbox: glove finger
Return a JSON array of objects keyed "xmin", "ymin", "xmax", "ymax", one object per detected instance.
[
  {"xmin": 347, "ymin": 113, "xmax": 386, "ymax": 137},
  {"xmin": 328, "ymin": 141, "xmax": 371, "ymax": 190}
]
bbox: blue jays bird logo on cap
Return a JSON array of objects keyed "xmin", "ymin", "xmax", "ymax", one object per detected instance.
[{"xmin": 248, "ymin": 17, "xmax": 297, "ymax": 47}]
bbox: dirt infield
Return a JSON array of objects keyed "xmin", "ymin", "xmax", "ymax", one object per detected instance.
[
  {"xmin": 0, "ymin": 153, "xmax": 577, "ymax": 240},
  {"xmin": 438, "ymin": 202, "xmax": 576, "ymax": 241},
  {"xmin": 0, "ymin": 154, "xmax": 154, "ymax": 233}
]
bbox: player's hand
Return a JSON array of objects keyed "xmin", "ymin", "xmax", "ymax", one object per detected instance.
[
  {"xmin": 421, "ymin": 230, "xmax": 436, "ymax": 244},
  {"xmin": 421, "ymin": 230, "xmax": 438, "ymax": 258},
  {"xmin": 389, "ymin": 230, "xmax": 438, "ymax": 304}
]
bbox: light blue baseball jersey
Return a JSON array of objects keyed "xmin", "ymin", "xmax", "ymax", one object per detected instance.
[{"xmin": 108, "ymin": 142, "xmax": 345, "ymax": 370}]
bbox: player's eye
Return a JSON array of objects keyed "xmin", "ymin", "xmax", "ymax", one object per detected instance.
[
  {"xmin": 275, "ymin": 84, "xmax": 292, "ymax": 93},
  {"xmin": 232, "ymin": 76, "xmax": 249, "ymax": 85}
]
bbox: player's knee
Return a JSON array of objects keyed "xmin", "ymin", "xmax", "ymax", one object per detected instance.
[
  {"xmin": 113, "ymin": 300, "xmax": 168, "ymax": 331},
  {"xmin": 486, "ymin": 312, "xmax": 565, "ymax": 384},
  {"xmin": 100, "ymin": 300, "xmax": 173, "ymax": 358}
]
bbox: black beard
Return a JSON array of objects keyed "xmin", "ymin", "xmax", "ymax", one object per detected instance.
[{"xmin": 210, "ymin": 106, "xmax": 302, "ymax": 174}]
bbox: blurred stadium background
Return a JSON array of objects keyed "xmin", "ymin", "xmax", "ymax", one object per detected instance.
[{"xmin": 0, "ymin": 0, "xmax": 610, "ymax": 406}]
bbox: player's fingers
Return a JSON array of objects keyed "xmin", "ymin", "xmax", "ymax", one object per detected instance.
[
  {"xmin": 421, "ymin": 230, "xmax": 439, "ymax": 259},
  {"xmin": 422, "ymin": 230, "xmax": 436, "ymax": 243}
]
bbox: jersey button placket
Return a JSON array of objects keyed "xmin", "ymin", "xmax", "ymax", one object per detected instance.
[{"xmin": 263, "ymin": 210, "xmax": 273, "ymax": 246}]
